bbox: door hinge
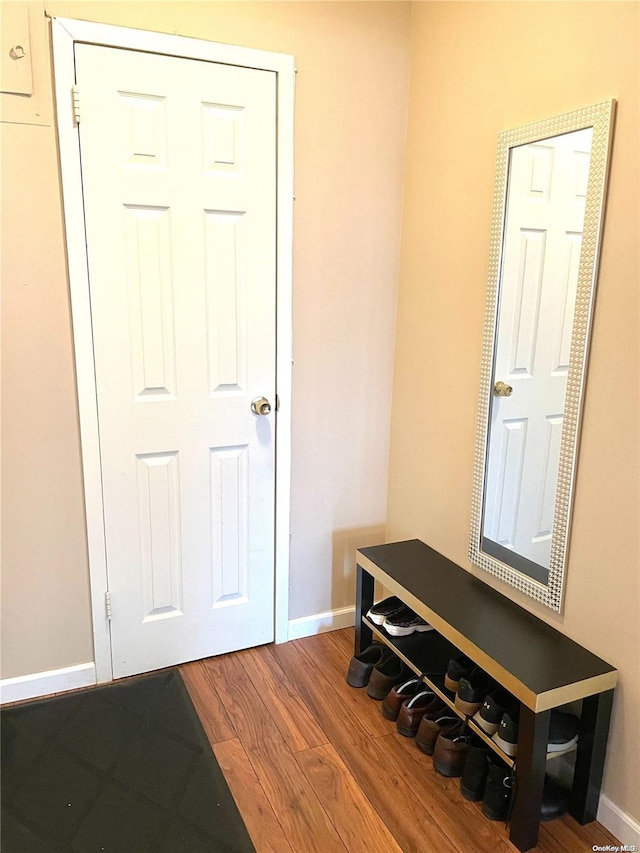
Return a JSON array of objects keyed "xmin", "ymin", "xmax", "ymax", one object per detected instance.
[
  {"xmin": 105, "ymin": 590, "xmax": 112, "ymax": 621},
  {"xmin": 72, "ymin": 85, "xmax": 81, "ymax": 125}
]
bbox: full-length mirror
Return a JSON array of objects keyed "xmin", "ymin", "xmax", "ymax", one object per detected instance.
[{"xmin": 470, "ymin": 101, "xmax": 616, "ymax": 611}]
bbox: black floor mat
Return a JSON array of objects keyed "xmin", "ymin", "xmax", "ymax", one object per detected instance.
[{"xmin": 1, "ymin": 669, "xmax": 255, "ymax": 852}]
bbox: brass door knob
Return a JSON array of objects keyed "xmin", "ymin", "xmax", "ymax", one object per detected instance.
[
  {"xmin": 251, "ymin": 396, "xmax": 272, "ymax": 416},
  {"xmin": 493, "ymin": 381, "xmax": 513, "ymax": 397}
]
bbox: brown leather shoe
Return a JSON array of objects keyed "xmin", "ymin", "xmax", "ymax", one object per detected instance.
[
  {"xmin": 381, "ymin": 677, "xmax": 421, "ymax": 721},
  {"xmin": 367, "ymin": 655, "xmax": 411, "ymax": 700},
  {"xmin": 396, "ymin": 689, "xmax": 439, "ymax": 737},
  {"xmin": 432, "ymin": 721, "xmax": 469, "ymax": 777},
  {"xmin": 415, "ymin": 713, "xmax": 460, "ymax": 755},
  {"xmin": 346, "ymin": 643, "xmax": 389, "ymax": 688}
]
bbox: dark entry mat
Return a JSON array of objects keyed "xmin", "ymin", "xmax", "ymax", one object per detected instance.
[{"xmin": 1, "ymin": 669, "xmax": 255, "ymax": 852}]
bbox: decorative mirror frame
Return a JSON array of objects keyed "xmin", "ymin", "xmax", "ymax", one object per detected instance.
[{"xmin": 469, "ymin": 100, "xmax": 616, "ymax": 612}]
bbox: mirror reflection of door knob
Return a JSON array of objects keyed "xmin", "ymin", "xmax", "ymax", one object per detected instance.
[
  {"xmin": 251, "ymin": 396, "xmax": 272, "ymax": 416},
  {"xmin": 493, "ymin": 381, "xmax": 513, "ymax": 397}
]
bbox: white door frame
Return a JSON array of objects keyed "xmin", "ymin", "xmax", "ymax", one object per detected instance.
[{"xmin": 51, "ymin": 17, "xmax": 294, "ymax": 683}]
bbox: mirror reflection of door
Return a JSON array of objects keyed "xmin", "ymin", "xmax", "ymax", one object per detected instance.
[{"xmin": 482, "ymin": 128, "xmax": 593, "ymax": 581}]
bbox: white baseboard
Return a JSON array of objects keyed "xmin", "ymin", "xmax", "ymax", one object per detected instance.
[
  {"xmin": 287, "ymin": 605, "xmax": 355, "ymax": 641},
  {"xmin": 0, "ymin": 662, "xmax": 96, "ymax": 705},
  {"xmin": 598, "ymin": 794, "xmax": 640, "ymax": 849}
]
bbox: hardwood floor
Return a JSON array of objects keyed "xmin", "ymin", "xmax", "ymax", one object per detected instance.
[{"xmin": 181, "ymin": 629, "xmax": 620, "ymax": 853}]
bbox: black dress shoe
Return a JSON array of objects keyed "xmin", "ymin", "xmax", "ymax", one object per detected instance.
[
  {"xmin": 367, "ymin": 654, "xmax": 410, "ymax": 700},
  {"xmin": 346, "ymin": 643, "xmax": 389, "ymax": 688},
  {"xmin": 455, "ymin": 667, "xmax": 493, "ymax": 716}
]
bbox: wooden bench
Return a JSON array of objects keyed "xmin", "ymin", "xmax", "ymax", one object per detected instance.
[{"xmin": 355, "ymin": 540, "xmax": 617, "ymax": 852}]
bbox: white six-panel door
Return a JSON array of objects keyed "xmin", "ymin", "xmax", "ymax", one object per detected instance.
[
  {"xmin": 483, "ymin": 128, "xmax": 592, "ymax": 568},
  {"xmin": 74, "ymin": 44, "xmax": 277, "ymax": 678}
]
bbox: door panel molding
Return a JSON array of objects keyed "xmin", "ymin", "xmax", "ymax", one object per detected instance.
[{"xmin": 52, "ymin": 17, "xmax": 294, "ymax": 682}]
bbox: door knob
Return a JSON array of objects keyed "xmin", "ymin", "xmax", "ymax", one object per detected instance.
[
  {"xmin": 493, "ymin": 381, "xmax": 513, "ymax": 397},
  {"xmin": 251, "ymin": 396, "xmax": 272, "ymax": 416}
]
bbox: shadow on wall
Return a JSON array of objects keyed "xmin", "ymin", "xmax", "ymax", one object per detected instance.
[{"xmin": 331, "ymin": 526, "xmax": 387, "ymax": 610}]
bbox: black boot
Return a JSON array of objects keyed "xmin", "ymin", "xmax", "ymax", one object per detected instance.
[
  {"xmin": 460, "ymin": 733, "xmax": 490, "ymax": 801},
  {"xmin": 481, "ymin": 755, "xmax": 513, "ymax": 820}
]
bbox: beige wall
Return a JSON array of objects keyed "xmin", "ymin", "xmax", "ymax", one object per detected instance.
[
  {"xmin": 1, "ymin": 118, "xmax": 95, "ymax": 673},
  {"xmin": 1, "ymin": 1, "xmax": 411, "ymax": 677},
  {"xmin": 388, "ymin": 1, "xmax": 639, "ymax": 824}
]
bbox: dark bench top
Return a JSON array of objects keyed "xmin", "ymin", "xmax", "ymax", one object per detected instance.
[{"xmin": 357, "ymin": 540, "xmax": 617, "ymax": 711}]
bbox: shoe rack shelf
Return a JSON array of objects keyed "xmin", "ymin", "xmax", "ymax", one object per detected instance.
[
  {"xmin": 364, "ymin": 617, "xmax": 578, "ymax": 768},
  {"xmin": 364, "ymin": 617, "xmax": 514, "ymax": 767},
  {"xmin": 355, "ymin": 540, "xmax": 617, "ymax": 853}
]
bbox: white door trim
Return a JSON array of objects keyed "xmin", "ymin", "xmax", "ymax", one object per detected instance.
[{"xmin": 51, "ymin": 17, "xmax": 294, "ymax": 683}]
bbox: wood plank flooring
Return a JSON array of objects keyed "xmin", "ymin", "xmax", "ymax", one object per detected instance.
[{"xmin": 181, "ymin": 628, "xmax": 621, "ymax": 853}]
